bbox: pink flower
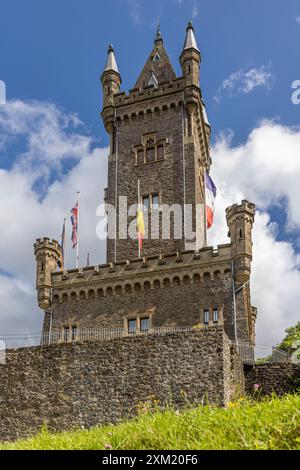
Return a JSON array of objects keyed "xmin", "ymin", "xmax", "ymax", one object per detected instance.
[
  {"xmin": 105, "ymin": 443, "xmax": 113, "ymax": 450},
  {"xmin": 254, "ymin": 383, "xmax": 261, "ymax": 391}
]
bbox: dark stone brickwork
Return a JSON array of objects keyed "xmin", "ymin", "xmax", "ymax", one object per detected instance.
[
  {"xmin": 0, "ymin": 328, "xmax": 243, "ymax": 442},
  {"xmin": 245, "ymin": 363, "xmax": 300, "ymax": 396}
]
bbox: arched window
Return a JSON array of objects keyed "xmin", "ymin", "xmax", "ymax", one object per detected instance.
[
  {"xmin": 144, "ymin": 281, "xmax": 151, "ymax": 291},
  {"xmin": 97, "ymin": 288, "xmax": 104, "ymax": 298},
  {"xmin": 79, "ymin": 291, "xmax": 86, "ymax": 300},
  {"xmin": 88, "ymin": 289, "xmax": 95, "ymax": 299},
  {"xmin": 134, "ymin": 282, "xmax": 141, "ymax": 293},
  {"xmin": 125, "ymin": 284, "xmax": 132, "ymax": 294}
]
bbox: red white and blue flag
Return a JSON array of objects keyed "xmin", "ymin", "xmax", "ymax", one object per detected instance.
[
  {"xmin": 205, "ymin": 172, "xmax": 217, "ymax": 229},
  {"xmin": 70, "ymin": 202, "xmax": 78, "ymax": 249}
]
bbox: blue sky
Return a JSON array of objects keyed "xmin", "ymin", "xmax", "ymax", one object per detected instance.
[
  {"xmin": 0, "ymin": 0, "xmax": 300, "ymax": 344},
  {"xmin": 1, "ymin": 0, "xmax": 300, "ymax": 145}
]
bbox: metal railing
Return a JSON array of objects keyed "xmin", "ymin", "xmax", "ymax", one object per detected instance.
[
  {"xmin": 0, "ymin": 326, "xmax": 196, "ymax": 349},
  {"xmin": 235, "ymin": 342, "xmax": 291, "ymax": 365},
  {"xmin": 0, "ymin": 328, "xmax": 292, "ymax": 365}
]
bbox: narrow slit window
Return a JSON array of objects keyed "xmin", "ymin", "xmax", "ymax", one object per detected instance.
[{"xmin": 204, "ymin": 310, "xmax": 210, "ymax": 325}]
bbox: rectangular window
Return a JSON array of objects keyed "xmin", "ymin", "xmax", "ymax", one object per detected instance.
[
  {"xmin": 146, "ymin": 147, "xmax": 155, "ymax": 163},
  {"xmin": 152, "ymin": 193, "xmax": 159, "ymax": 210},
  {"xmin": 142, "ymin": 196, "xmax": 150, "ymax": 211},
  {"xmin": 140, "ymin": 317, "xmax": 150, "ymax": 332},
  {"xmin": 64, "ymin": 326, "xmax": 69, "ymax": 342},
  {"xmin": 128, "ymin": 319, "xmax": 137, "ymax": 334},
  {"xmin": 213, "ymin": 308, "xmax": 219, "ymax": 323},
  {"xmin": 71, "ymin": 325, "xmax": 77, "ymax": 341},
  {"xmin": 157, "ymin": 145, "xmax": 164, "ymax": 160},
  {"xmin": 137, "ymin": 149, "xmax": 144, "ymax": 164},
  {"xmin": 204, "ymin": 310, "xmax": 210, "ymax": 325}
]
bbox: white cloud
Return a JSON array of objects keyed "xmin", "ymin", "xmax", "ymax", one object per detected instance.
[
  {"xmin": 176, "ymin": 0, "xmax": 198, "ymax": 18},
  {"xmin": 214, "ymin": 64, "xmax": 275, "ymax": 103},
  {"xmin": 296, "ymin": 16, "xmax": 300, "ymax": 26},
  {"xmin": 128, "ymin": 0, "xmax": 141, "ymax": 25},
  {"xmin": 0, "ymin": 100, "xmax": 108, "ymax": 334},
  {"xmin": 209, "ymin": 120, "xmax": 300, "ymax": 346}
]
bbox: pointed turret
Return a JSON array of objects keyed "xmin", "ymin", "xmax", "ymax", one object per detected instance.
[
  {"xmin": 101, "ymin": 44, "xmax": 122, "ymax": 133},
  {"xmin": 104, "ymin": 44, "xmax": 120, "ymax": 74},
  {"xmin": 183, "ymin": 21, "xmax": 200, "ymax": 52},
  {"xmin": 180, "ymin": 22, "xmax": 201, "ymax": 87},
  {"xmin": 134, "ymin": 25, "xmax": 176, "ymax": 89},
  {"xmin": 101, "ymin": 44, "xmax": 121, "ymax": 108}
]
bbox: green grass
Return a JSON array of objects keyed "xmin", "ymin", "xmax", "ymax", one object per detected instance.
[{"xmin": 1, "ymin": 394, "xmax": 300, "ymax": 450}]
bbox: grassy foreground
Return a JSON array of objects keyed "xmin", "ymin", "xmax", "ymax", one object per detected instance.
[{"xmin": 1, "ymin": 394, "xmax": 300, "ymax": 450}]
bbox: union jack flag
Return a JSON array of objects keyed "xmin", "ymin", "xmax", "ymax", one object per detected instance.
[{"xmin": 70, "ymin": 202, "xmax": 78, "ymax": 249}]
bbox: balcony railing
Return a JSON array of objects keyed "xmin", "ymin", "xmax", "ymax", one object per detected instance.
[{"xmin": 0, "ymin": 328, "xmax": 292, "ymax": 364}]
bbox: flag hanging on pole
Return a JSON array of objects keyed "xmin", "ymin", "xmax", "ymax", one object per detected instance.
[
  {"xmin": 136, "ymin": 179, "xmax": 145, "ymax": 256},
  {"xmin": 86, "ymin": 253, "xmax": 90, "ymax": 267},
  {"xmin": 205, "ymin": 171, "xmax": 217, "ymax": 229},
  {"xmin": 136, "ymin": 208, "xmax": 145, "ymax": 251},
  {"xmin": 70, "ymin": 201, "xmax": 79, "ymax": 249},
  {"xmin": 59, "ymin": 218, "xmax": 66, "ymax": 270}
]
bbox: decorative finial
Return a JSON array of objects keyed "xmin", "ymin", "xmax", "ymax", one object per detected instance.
[{"xmin": 155, "ymin": 20, "xmax": 163, "ymax": 43}]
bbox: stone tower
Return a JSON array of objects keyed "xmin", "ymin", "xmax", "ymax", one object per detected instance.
[
  {"xmin": 34, "ymin": 238, "xmax": 62, "ymax": 310},
  {"xmin": 101, "ymin": 23, "xmax": 211, "ymax": 263},
  {"xmin": 226, "ymin": 200, "xmax": 256, "ymax": 284},
  {"xmin": 33, "ymin": 23, "xmax": 257, "ymax": 351}
]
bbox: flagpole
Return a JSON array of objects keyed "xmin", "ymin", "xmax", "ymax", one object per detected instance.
[
  {"xmin": 76, "ymin": 191, "xmax": 80, "ymax": 269},
  {"xmin": 62, "ymin": 218, "xmax": 66, "ymax": 270},
  {"xmin": 138, "ymin": 179, "xmax": 141, "ymax": 259},
  {"xmin": 203, "ymin": 169, "xmax": 208, "ymax": 247}
]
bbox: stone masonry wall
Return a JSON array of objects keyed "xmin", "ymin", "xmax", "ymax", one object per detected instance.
[
  {"xmin": 245, "ymin": 363, "xmax": 300, "ymax": 396},
  {"xmin": 50, "ymin": 272, "xmax": 242, "ymax": 341},
  {"xmin": 0, "ymin": 328, "xmax": 243, "ymax": 442}
]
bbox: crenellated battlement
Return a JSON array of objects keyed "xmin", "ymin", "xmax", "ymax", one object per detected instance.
[
  {"xmin": 112, "ymin": 78, "xmax": 186, "ymax": 108},
  {"xmin": 226, "ymin": 200, "xmax": 255, "ymax": 224},
  {"xmin": 51, "ymin": 244, "xmax": 233, "ymax": 294},
  {"xmin": 34, "ymin": 237, "xmax": 61, "ymax": 257}
]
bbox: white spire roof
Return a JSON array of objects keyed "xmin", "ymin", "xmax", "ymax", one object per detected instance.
[
  {"xmin": 183, "ymin": 22, "xmax": 199, "ymax": 52},
  {"xmin": 104, "ymin": 44, "xmax": 119, "ymax": 74}
]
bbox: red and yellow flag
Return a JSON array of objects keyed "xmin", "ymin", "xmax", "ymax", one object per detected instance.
[{"xmin": 136, "ymin": 208, "xmax": 145, "ymax": 249}]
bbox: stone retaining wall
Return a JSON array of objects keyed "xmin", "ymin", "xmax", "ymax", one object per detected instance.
[
  {"xmin": 0, "ymin": 328, "xmax": 243, "ymax": 442},
  {"xmin": 245, "ymin": 363, "xmax": 300, "ymax": 396}
]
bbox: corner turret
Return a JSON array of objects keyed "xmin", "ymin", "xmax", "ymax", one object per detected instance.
[
  {"xmin": 226, "ymin": 200, "xmax": 256, "ymax": 284},
  {"xmin": 180, "ymin": 22, "xmax": 201, "ymax": 88},
  {"xmin": 34, "ymin": 238, "xmax": 62, "ymax": 310},
  {"xmin": 101, "ymin": 44, "xmax": 121, "ymax": 134}
]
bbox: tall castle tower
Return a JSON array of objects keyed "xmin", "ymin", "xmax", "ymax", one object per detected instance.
[
  {"xmin": 101, "ymin": 23, "xmax": 211, "ymax": 263},
  {"xmin": 33, "ymin": 23, "xmax": 257, "ymax": 349}
]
